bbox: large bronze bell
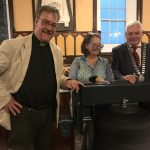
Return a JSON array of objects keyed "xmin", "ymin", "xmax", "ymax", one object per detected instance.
[{"xmin": 94, "ymin": 103, "xmax": 150, "ymax": 150}]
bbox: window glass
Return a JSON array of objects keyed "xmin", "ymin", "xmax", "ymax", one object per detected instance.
[
  {"xmin": 109, "ymin": 0, "xmax": 117, "ymax": 8},
  {"xmin": 118, "ymin": 22, "xmax": 125, "ymax": 33},
  {"xmin": 101, "ymin": 0, "xmax": 109, "ymax": 8},
  {"xmin": 118, "ymin": 33, "xmax": 125, "ymax": 43},
  {"xmin": 110, "ymin": 22, "xmax": 117, "ymax": 33},
  {"xmin": 118, "ymin": 0, "xmax": 126, "ymax": 8},
  {"xmin": 109, "ymin": 9, "xmax": 117, "ymax": 19},
  {"xmin": 101, "ymin": 9, "xmax": 109, "ymax": 19},
  {"xmin": 100, "ymin": 0, "xmax": 126, "ymax": 44},
  {"xmin": 110, "ymin": 33, "xmax": 117, "ymax": 44},
  {"xmin": 101, "ymin": 33, "xmax": 109, "ymax": 43},
  {"xmin": 118, "ymin": 9, "xmax": 126, "ymax": 20},
  {"xmin": 101, "ymin": 21, "xmax": 109, "ymax": 32}
]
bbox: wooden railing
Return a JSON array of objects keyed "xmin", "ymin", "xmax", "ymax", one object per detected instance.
[
  {"xmin": 11, "ymin": 30, "xmax": 150, "ymax": 65},
  {"xmin": 143, "ymin": 31, "xmax": 150, "ymax": 43}
]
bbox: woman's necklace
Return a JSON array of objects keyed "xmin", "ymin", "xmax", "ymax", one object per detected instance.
[
  {"xmin": 86, "ymin": 56, "xmax": 98, "ymax": 66},
  {"xmin": 127, "ymin": 43, "xmax": 146, "ymax": 82}
]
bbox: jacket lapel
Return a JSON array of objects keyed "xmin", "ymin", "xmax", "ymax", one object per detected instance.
[{"xmin": 20, "ymin": 34, "xmax": 32, "ymax": 77}]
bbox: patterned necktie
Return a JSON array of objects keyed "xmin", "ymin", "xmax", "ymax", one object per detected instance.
[{"xmin": 132, "ymin": 46, "xmax": 140, "ymax": 67}]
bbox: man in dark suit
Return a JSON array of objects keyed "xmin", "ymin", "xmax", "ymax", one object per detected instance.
[
  {"xmin": 112, "ymin": 20, "xmax": 150, "ymax": 83},
  {"xmin": 97, "ymin": 21, "xmax": 150, "ymax": 150}
]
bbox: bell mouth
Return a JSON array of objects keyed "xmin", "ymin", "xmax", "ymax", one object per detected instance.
[{"xmin": 111, "ymin": 103, "xmax": 139, "ymax": 114}]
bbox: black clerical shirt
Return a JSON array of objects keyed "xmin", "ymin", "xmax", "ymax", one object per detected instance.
[{"xmin": 12, "ymin": 34, "xmax": 57, "ymax": 109}]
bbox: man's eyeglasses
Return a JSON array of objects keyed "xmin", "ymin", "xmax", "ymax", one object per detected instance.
[{"xmin": 39, "ymin": 18, "xmax": 57, "ymax": 28}]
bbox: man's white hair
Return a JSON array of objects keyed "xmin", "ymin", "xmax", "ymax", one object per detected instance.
[{"xmin": 125, "ymin": 20, "xmax": 143, "ymax": 33}]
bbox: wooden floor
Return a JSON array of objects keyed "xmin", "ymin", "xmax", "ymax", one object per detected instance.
[
  {"xmin": 52, "ymin": 123, "xmax": 74, "ymax": 150},
  {"xmin": 0, "ymin": 124, "xmax": 74, "ymax": 150}
]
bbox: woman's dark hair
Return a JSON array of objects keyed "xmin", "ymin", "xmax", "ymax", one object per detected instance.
[
  {"xmin": 81, "ymin": 32, "xmax": 101, "ymax": 56},
  {"xmin": 36, "ymin": 5, "xmax": 60, "ymax": 21}
]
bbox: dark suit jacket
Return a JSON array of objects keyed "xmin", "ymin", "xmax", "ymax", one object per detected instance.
[{"xmin": 111, "ymin": 43, "xmax": 150, "ymax": 81}]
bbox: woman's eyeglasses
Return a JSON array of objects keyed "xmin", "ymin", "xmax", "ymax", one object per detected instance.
[{"xmin": 91, "ymin": 43, "xmax": 104, "ymax": 49}]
